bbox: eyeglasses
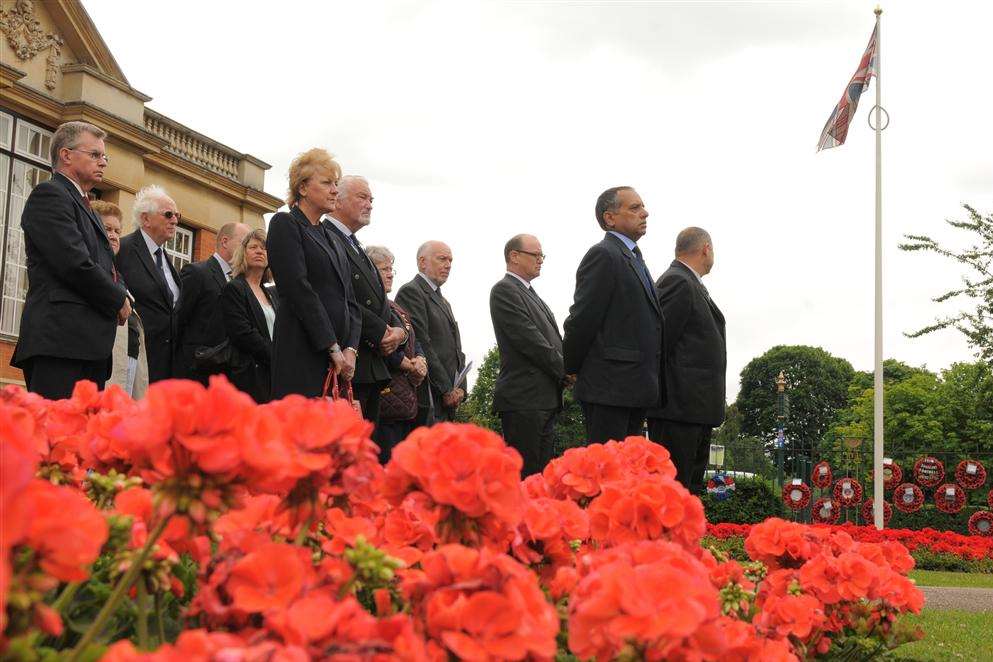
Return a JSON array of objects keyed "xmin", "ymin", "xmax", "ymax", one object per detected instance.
[
  {"xmin": 515, "ymin": 249, "xmax": 546, "ymax": 261},
  {"xmin": 68, "ymin": 149, "xmax": 110, "ymax": 164},
  {"xmin": 377, "ymin": 266, "xmax": 396, "ymax": 275},
  {"xmin": 158, "ymin": 210, "xmax": 182, "ymax": 221}
]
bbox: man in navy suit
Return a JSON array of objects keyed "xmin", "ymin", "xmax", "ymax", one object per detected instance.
[
  {"xmin": 647, "ymin": 227, "xmax": 727, "ymax": 495},
  {"xmin": 563, "ymin": 186, "xmax": 664, "ymax": 444},
  {"xmin": 11, "ymin": 121, "xmax": 130, "ymax": 398}
]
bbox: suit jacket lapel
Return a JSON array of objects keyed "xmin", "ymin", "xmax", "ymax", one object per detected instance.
[
  {"xmin": 324, "ymin": 222, "xmax": 386, "ymax": 305},
  {"xmin": 671, "ymin": 260, "xmax": 725, "ymax": 334},
  {"xmin": 509, "ymin": 275, "xmax": 560, "ymax": 339},
  {"xmin": 289, "ymin": 207, "xmax": 347, "ymax": 289},
  {"xmin": 417, "ymin": 275, "xmax": 456, "ymax": 326},
  {"xmin": 621, "ymin": 249, "xmax": 661, "ymax": 315},
  {"xmin": 132, "ymin": 233, "xmax": 173, "ymax": 307},
  {"xmin": 54, "ymin": 173, "xmax": 116, "ymax": 250},
  {"xmin": 207, "ymin": 256, "xmax": 227, "ymax": 289},
  {"xmin": 239, "ymin": 278, "xmax": 269, "ymax": 340}
]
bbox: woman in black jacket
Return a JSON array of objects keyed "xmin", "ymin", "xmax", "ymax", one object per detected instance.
[
  {"xmin": 266, "ymin": 148, "xmax": 360, "ymax": 398},
  {"xmin": 221, "ymin": 229, "xmax": 278, "ymax": 402}
]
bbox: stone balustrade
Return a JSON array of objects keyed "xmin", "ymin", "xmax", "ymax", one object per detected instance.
[{"xmin": 143, "ymin": 109, "xmax": 242, "ymax": 182}]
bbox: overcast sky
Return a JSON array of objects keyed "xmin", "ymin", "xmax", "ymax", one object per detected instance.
[{"xmin": 83, "ymin": 0, "xmax": 992, "ymax": 399}]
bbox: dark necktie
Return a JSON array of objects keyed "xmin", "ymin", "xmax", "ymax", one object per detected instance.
[
  {"xmin": 155, "ymin": 247, "xmax": 175, "ymax": 306},
  {"xmin": 82, "ymin": 196, "xmax": 91, "ymax": 208},
  {"xmin": 349, "ymin": 233, "xmax": 362, "ymax": 253},
  {"xmin": 631, "ymin": 246, "xmax": 657, "ymax": 303}
]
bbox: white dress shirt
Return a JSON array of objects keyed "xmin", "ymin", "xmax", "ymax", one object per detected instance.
[
  {"xmin": 213, "ymin": 253, "xmax": 232, "ymax": 281},
  {"xmin": 676, "ymin": 258, "xmax": 705, "ymax": 285},
  {"xmin": 140, "ymin": 229, "xmax": 181, "ymax": 304},
  {"xmin": 506, "ymin": 271, "xmax": 532, "ymax": 289},
  {"xmin": 417, "ymin": 271, "xmax": 440, "ymax": 292}
]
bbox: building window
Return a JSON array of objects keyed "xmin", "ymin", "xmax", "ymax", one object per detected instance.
[
  {"xmin": 0, "ymin": 112, "xmax": 54, "ymax": 339},
  {"xmin": 166, "ymin": 225, "xmax": 194, "ymax": 272}
]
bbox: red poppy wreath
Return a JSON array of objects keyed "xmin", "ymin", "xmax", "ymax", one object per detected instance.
[
  {"xmin": 934, "ymin": 483, "xmax": 966, "ymax": 514},
  {"xmin": 893, "ymin": 483, "xmax": 924, "ymax": 514},
  {"xmin": 811, "ymin": 498, "xmax": 841, "ymax": 524},
  {"xmin": 860, "ymin": 498, "xmax": 892, "ymax": 526},
  {"xmin": 833, "ymin": 477, "xmax": 864, "ymax": 507},
  {"xmin": 955, "ymin": 460, "xmax": 987, "ymax": 490},
  {"xmin": 914, "ymin": 456, "xmax": 945, "ymax": 488},
  {"xmin": 968, "ymin": 511, "xmax": 993, "ymax": 537},
  {"xmin": 782, "ymin": 481, "xmax": 811, "ymax": 512},
  {"xmin": 811, "ymin": 461, "xmax": 833, "ymax": 489}
]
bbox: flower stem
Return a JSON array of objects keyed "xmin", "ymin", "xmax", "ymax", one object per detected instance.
[
  {"xmin": 154, "ymin": 586, "xmax": 166, "ymax": 644},
  {"xmin": 51, "ymin": 581, "xmax": 81, "ymax": 613},
  {"xmin": 135, "ymin": 575, "xmax": 149, "ymax": 650},
  {"xmin": 294, "ymin": 514, "xmax": 313, "ymax": 546},
  {"xmin": 67, "ymin": 515, "xmax": 171, "ymax": 662}
]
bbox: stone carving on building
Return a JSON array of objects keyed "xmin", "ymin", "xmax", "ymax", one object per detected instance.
[{"xmin": 0, "ymin": 0, "xmax": 65, "ymax": 90}]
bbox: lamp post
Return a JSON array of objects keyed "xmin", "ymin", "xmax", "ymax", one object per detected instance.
[{"xmin": 776, "ymin": 371, "xmax": 787, "ymax": 489}]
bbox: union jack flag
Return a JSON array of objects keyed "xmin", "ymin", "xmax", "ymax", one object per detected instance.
[{"xmin": 816, "ymin": 26, "xmax": 878, "ymax": 151}]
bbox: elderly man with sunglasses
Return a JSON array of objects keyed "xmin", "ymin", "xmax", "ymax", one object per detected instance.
[
  {"xmin": 115, "ymin": 185, "xmax": 183, "ymax": 382},
  {"xmin": 11, "ymin": 121, "xmax": 130, "ymax": 398}
]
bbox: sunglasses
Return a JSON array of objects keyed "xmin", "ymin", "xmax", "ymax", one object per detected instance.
[{"xmin": 158, "ymin": 210, "xmax": 182, "ymax": 221}]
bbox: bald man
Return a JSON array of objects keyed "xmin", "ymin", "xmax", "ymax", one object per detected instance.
[
  {"xmin": 177, "ymin": 220, "xmax": 251, "ymax": 383},
  {"xmin": 646, "ymin": 227, "xmax": 726, "ymax": 495},
  {"xmin": 395, "ymin": 241, "xmax": 466, "ymax": 423}
]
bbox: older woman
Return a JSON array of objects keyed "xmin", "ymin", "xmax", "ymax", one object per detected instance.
[
  {"xmin": 267, "ymin": 149, "xmax": 360, "ymax": 399},
  {"xmin": 220, "ymin": 229, "xmax": 278, "ymax": 402},
  {"xmin": 365, "ymin": 246, "xmax": 427, "ymax": 457},
  {"xmin": 92, "ymin": 200, "xmax": 149, "ymax": 398}
]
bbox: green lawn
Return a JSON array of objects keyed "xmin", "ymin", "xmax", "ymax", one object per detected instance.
[
  {"xmin": 895, "ymin": 610, "xmax": 993, "ymax": 661},
  {"xmin": 909, "ymin": 570, "xmax": 993, "ymax": 589}
]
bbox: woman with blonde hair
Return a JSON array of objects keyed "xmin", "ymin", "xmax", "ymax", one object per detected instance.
[
  {"xmin": 220, "ymin": 228, "xmax": 278, "ymax": 402},
  {"xmin": 266, "ymin": 148, "xmax": 360, "ymax": 398}
]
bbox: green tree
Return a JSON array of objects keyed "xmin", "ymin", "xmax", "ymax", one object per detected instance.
[
  {"xmin": 461, "ymin": 346, "xmax": 587, "ymax": 455},
  {"xmin": 900, "ymin": 204, "xmax": 993, "ymax": 362},
  {"xmin": 712, "ymin": 404, "xmax": 775, "ymax": 479},
  {"xmin": 735, "ymin": 345, "xmax": 855, "ymax": 470},
  {"xmin": 829, "ymin": 360, "xmax": 993, "ymax": 465}
]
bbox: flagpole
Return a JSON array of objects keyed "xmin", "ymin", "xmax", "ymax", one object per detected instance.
[{"xmin": 872, "ymin": 5, "xmax": 884, "ymax": 530}]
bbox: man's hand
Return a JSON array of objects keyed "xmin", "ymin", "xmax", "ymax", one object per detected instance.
[
  {"xmin": 117, "ymin": 298, "xmax": 132, "ymax": 326},
  {"xmin": 442, "ymin": 387, "xmax": 465, "ymax": 408},
  {"xmin": 409, "ymin": 356, "xmax": 428, "ymax": 386},
  {"xmin": 342, "ymin": 348, "xmax": 357, "ymax": 381},
  {"xmin": 563, "ymin": 374, "xmax": 577, "ymax": 388}
]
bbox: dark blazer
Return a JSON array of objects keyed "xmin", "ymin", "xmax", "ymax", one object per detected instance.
[
  {"xmin": 394, "ymin": 275, "xmax": 465, "ymax": 411},
  {"xmin": 489, "ymin": 274, "xmax": 564, "ymax": 412},
  {"xmin": 647, "ymin": 260, "xmax": 727, "ymax": 426},
  {"xmin": 11, "ymin": 173, "xmax": 127, "ymax": 368},
  {"xmin": 562, "ymin": 233, "xmax": 664, "ymax": 409},
  {"xmin": 267, "ymin": 206, "xmax": 361, "ymax": 399},
  {"xmin": 177, "ymin": 255, "xmax": 229, "ymax": 377},
  {"xmin": 323, "ymin": 221, "xmax": 392, "ymax": 386},
  {"xmin": 115, "ymin": 230, "xmax": 181, "ymax": 382},
  {"xmin": 220, "ymin": 276, "xmax": 278, "ymax": 403}
]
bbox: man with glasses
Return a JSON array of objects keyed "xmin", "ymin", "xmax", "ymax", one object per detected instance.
[
  {"xmin": 489, "ymin": 234, "xmax": 565, "ymax": 476},
  {"xmin": 11, "ymin": 121, "xmax": 130, "ymax": 398},
  {"xmin": 115, "ymin": 185, "xmax": 183, "ymax": 382}
]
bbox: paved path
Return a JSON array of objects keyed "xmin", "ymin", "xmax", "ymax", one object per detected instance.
[{"xmin": 920, "ymin": 586, "xmax": 993, "ymax": 612}]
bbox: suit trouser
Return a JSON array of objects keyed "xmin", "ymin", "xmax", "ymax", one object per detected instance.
[
  {"xmin": 499, "ymin": 408, "xmax": 558, "ymax": 477},
  {"xmin": 579, "ymin": 401, "xmax": 646, "ymax": 445},
  {"xmin": 23, "ymin": 355, "xmax": 111, "ymax": 400},
  {"xmin": 353, "ymin": 382, "xmax": 382, "ymax": 428},
  {"xmin": 647, "ymin": 419, "xmax": 712, "ymax": 495}
]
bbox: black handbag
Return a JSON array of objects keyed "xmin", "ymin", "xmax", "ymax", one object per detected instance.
[{"xmin": 193, "ymin": 340, "xmax": 250, "ymax": 374}]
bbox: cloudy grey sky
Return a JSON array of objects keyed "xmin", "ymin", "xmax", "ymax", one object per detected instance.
[{"xmin": 84, "ymin": 0, "xmax": 992, "ymax": 398}]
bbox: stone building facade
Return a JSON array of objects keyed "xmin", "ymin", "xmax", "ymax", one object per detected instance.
[{"xmin": 0, "ymin": 0, "xmax": 282, "ymax": 386}]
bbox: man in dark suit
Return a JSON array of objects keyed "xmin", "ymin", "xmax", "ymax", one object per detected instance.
[
  {"xmin": 116, "ymin": 185, "xmax": 182, "ymax": 383},
  {"xmin": 176, "ymin": 221, "xmax": 251, "ymax": 382},
  {"xmin": 324, "ymin": 176, "xmax": 405, "ymax": 426},
  {"xmin": 647, "ymin": 227, "xmax": 726, "ymax": 495},
  {"xmin": 395, "ymin": 241, "xmax": 465, "ymax": 423},
  {"xmin": 563, "ymin": 186, "xmax": 664, "ymax": 444},
  {"xmin": 11, "ymin": 121, "xmax": 130, "ymax": 398},
  {"xmin": 489, "ymin": 234, "xmax": 565, "ymax": 475}
]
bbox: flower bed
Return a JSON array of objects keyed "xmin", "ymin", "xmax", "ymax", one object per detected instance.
[
  {"xmin": 707, "ymin": 522, "xmax": 993, "ymax": 562},
  {"xmin": 2, "ymin": 379, "xmax": 928, "ymax": 660}
]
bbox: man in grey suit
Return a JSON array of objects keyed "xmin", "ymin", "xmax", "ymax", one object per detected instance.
[
  {"xmin": 646, "ymin": 227, "xmax": 727, "ymax": 495},
  {"xmin": 489, "ymin": 234, "xmax": 566, "ymax": 476},
  {"xmin": 395, "ymin": 241, "xmax": 466, "ymax": 423}
]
